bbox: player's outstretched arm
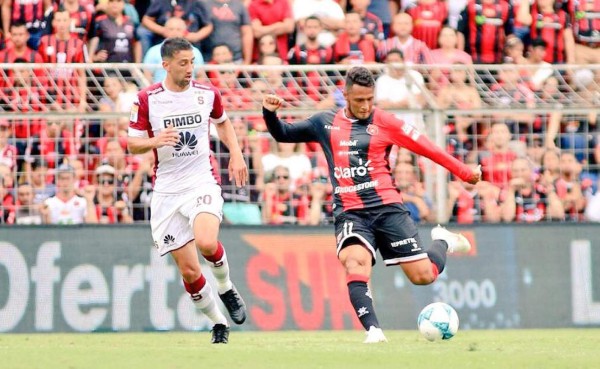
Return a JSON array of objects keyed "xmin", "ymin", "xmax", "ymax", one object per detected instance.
[
  {"xmin": 262, "ymin": 94, "xmax": 319, "ymax": 143},
  {"xmin": 128, "ymin": 125, "xmax": 180, "ymax": 154}
]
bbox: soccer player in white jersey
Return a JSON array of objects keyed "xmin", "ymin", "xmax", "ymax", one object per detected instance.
[
  {"xmin": 41, "ymin": 163, "xmax": 98, "ymax": 225},
  {"xmin": 128, "ymin": 37, "xmax": 248, "ymax": 344}
]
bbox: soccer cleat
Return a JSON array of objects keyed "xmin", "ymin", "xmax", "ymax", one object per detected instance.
[
  {"xmin": 219, "ymin": 285, "xmax": 247, "ymax": 324},
  {"xmin": 431, "ymin": 225, "xmax": 471, "ymax": 253},
  {"xmin": 363, "ymin": 326, "xmax": 387, "ymax": 344},
  {"xmin": 211, "ymin": 323, "xmax": 229, "ymax": 344}
]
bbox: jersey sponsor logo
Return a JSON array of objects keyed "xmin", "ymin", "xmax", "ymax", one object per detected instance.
[
  {"xmin": 173, "ymin": 132, "xmax": 199, "ymax": 157},
  {"xmin": 338, "ymin": 150, "xmax": 359, "ymax": 156},
  {"xmin": 148, "ymin": 85, "xmax": 164, "ymax": 95},
  {"xmin": 334, "ymin": 180, "xmax": 379, "ymax": 194},
  {"xmin": 324, "ymin": 124, "xmax": 341, "ymax": 130},
  {"xmin": 163, "ymin": 113, "xmax": 203, "ymax": 128},
  {"xmin": 339, "ymin": 140, "xmax": 357, "ymax": 146},
  {"xmin": 333, "ymin": 158, "xmax": 373, "ymax": 179},
  {"xmin": 401, "ymin": 123, "xmax": 422, "ymax": 141}
]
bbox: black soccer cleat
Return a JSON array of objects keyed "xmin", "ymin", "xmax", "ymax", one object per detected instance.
[
  {"xmin": 219, "ymin": 285, "xmax": 247, "ymax": 325},
  {"xmin": 211, "ymin": 324, "xmax": 229, "ymax": 344}
]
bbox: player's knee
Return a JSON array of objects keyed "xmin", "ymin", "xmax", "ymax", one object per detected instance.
[
  {"xmin": 195, "ymin": 238, "xmax": 217, "ymax": 253},
  {"xmin": 179, "ymin": 265, "xmax": 201, "ymax": 283},
  {"xmin": 407, "ymin": 270, "xmax": 435, "ymax": 285},
  {"xmin": 343, "ymin": 255, "xmax": 369, "ymax": 274}
]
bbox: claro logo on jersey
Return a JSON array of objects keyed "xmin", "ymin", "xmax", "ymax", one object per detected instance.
[
  {"xmin": 163, "ymin": 113, "xmax": 203, "ymax": 128},
  {"xmin": 333, "ymin": 159, "xmax": 373, "ymax": 179}
]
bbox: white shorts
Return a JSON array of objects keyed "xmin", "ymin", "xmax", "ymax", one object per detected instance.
[{"xmin": 150, "ymin": 184, "xmax": 224, "ymax": 255}]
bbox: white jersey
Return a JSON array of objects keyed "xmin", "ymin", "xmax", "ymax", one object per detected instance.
[
  {"xmin": 128, "ymin": 81, "xmax": 227, "ymax": 194},
  {"xmin": 45, "ymin": 195, "xmax": 88, "ymax": 225}
]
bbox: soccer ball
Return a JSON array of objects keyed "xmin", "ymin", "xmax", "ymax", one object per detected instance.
[{"xmin": 417, "ymin": 302, "xmax": 459, "ymax": 342}]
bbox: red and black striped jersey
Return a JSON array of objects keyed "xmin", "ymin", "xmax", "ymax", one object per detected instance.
[
  {"xmin": 571, "ymin": 0, "xmax": 600, "ymax": 46},
  {"xmin": 49, "ymin": 3, "xmax": 95, "ymax": 41},
  {"xmin": 9, "ymin": 0, "xmax": 47, "ymax": 33},
  {"xmin": 458, "ymin": 0, "xmax": 514, "ymax": 64},
  {"xmin": 406, "ymin": 1, "xmax": 448, "ymax": 50},
  {"xmin": 263, "ymin": 107, "xmax": 473, "ymax": 217},
  {"xmin": 530, "ymin": 5, "xmax": 571, "ymax": 63}
]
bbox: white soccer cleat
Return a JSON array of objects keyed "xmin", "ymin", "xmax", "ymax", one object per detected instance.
[
  {"xmin": 363, "ymin": 326, "xmax": 387, "ymax": 344},
  {"xmin": 431, "ymin": 225, "xmax": 471, "ymax": 253}
]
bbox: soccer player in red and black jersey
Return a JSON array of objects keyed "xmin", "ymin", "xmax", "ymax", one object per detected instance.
[
  {"xmin": 38, "ymin": 9, "xmax": 88, "ymax": 112},
  {"xmin": 262, "ymin": 66, "xmax": 481, "ymax": 343}
]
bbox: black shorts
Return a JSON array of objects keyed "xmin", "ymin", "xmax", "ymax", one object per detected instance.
[{"xmin": 334, "ymin": 203, "xmax": 429, "ymax": 266}]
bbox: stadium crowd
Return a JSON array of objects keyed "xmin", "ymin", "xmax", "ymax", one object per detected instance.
[{"xmin": 0, "ymin": 0, "xmax": 599, "ymax": 225}]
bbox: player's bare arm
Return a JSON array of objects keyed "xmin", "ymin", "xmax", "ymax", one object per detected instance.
[
  {"xmin": 215, "ymin": 119, "xmax": 249, "ymax": 187},
  {"xmin": 128, "ymin": 124, "xmax": 180, "ymax": 154}
]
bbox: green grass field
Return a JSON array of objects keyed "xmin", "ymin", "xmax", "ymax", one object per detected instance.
[{"xmin": 2, "ymin": 329, "xmax": 599, "ymax": 369}]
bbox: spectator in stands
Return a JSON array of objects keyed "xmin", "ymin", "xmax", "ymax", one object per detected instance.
[
  {"xmin": 490, "ymin": 60, "xmax": 536, "ymax": 138},
  {"xmin": 41, "ymin": 163, "xmax": 98, "ymax": 224},
  {"xmin": 26, "ymin": 160, "xmax": 55, "ymax": 204},
  {"xmin": 571, "ymin": 0, "xmax": 600, "ymax": 68},
  {"xmin": 333, "ymin": 11, "xmax": 378, "ymax": 64},
  {"xmin": 49, "ymin": 0, "xmax": 95, "ymax": 42},
  {"xmin": 436, "ymin": 63, "xmax": 482, "ymax": 160},
  {"xmin": 203, "ymin": 0, "xmax": 253, "ymax": 64},
  {"xmin": 69, "ymin": 158, "xmax": 90, "ymax": 194},
  {"xmin": 0, "ymin": 171, "xmax": 15, "ymax": 224},
  {"xmin": 262, "ymin": 139, "xmax": 312, "ymax": 185},
  {"xmin": 1, "ymin": 0, "xmax": 50, "ymax": 50},
  {"xmin": 506, "ymin": 37, "xmax": 554, "ymax": 91},
  {"xmin": 143, "ymin": 16, "xmax": 204, "ymax": 83},
  {"xmin": 128, "ymin": 150, "xmax": 154, "ymax": 222},
  {"xmin": 259, "ymin": 54, "xmax": 301, "ymax": 105},
  {"xmin": 307, "ymin": 167, "xmax": 333, "ymax": 225},
  {"xmin": 393, "ymin": 161, "xmax": 432, "ymax": 223},
  {"xmin": 95, "ymin": 118, "xmax": 128, "ymax": 155},
  {"xmin": 377, "ymin": 12, "xmax": 431, "ymax": 64},
  {"xmin": 89, "ymin": 0, "xmax": 141, "ymax": 64},
  {"xmin": 405, "ymin": 0, "xmax": 448, "ymax": 50},
  {"xmin": 478, "ymin": 122, "xmax": 517, "ymax": 189},
  {"xmin": 93, "ymin": 164, "xmax": 133, "ymax": 224},
  {"xmin": 446, "ymin": 175, "xmax": 502, "ymax": 224},
  {"xmin": 38, "ymin": 9, "xmax": 88, "ymax": 112},
  {"xmin": 350, "ymin": 0, "xmax": 385, "ymax": 45},
  {"xmin": 287, "ymin": 16, "xmax": 334, "ymax": 102},
  {"xmin": 367, "ymin": 0, "xmax": 399, "ymax": 38},
  {"xmin": 248, "ymin": 0, "xmax": 294, "ymax": 62},
  {"xmin": 96, "ymin": 0, "xmax": 140, "ymax": 26},
  {"xmin": 14, "ymin": 182, "xmax": 42, "ymax": 225},
  {"xmin": 5, "ymin": 59, "xmax": 46, "ymax": 157},
  {"xmin": 554, "ymin": 151, "xmax": 587, "ymax": 221},
  {"xmin": 255, "ymin": 34, "xmax": 280, "ymax": 64},
  {"xmin": 429, "ymin": 26, "xmax": 473, "ymax": 89},
  {"xmin": 374, "ymin": 49, "xmax": 425, "ymax": 131},
  {"xmin": 140, "ymin": 0, "xmax": 212, "ymax": 56},
  {"xmin": 217, "ymin": 116, "xmax": 264, "ymax": 225},
  {"xmin": 262, "ymin": 165, "xmax": 310, "ymax": 225},
  {"xmin": 0, "ymin": 22, "xmax": 44, "ymax": 63},
  {"xmin": 25, "ymin": 118, "xmax": 77, "ymax": 170},
  {"xmin": 98, "ymin": 75, "xmax": 138, "ymax": 114},
  {"xmin": 102, "ymin": 139, "xmax": 133, "ymax": 188},
  {"xmin": 293, "ymin": 0, "xmax": 345, "ymax": 47},
  {"xmin": 458, "ymin": 0, "xmax": 514, "ymax": 64},
  {"xmin": 0, "ymin": 120, "xmax": 18, "ymax": 171},
  {"xmin": 522, "ymin": 0, "xmax": 575, "ymax": 65},
  {"xmin": 500, "ymin": 157, "xmax": 565, "ymax": 222}
]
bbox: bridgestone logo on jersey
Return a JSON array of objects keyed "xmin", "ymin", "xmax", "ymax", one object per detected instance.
[
  {"xmin": 334, "ymin": 180, "xmax": 379, "ymax": 194},
  {"xmin": 163, "ymin": 114, "xmax": 202, "ymax": 128}
]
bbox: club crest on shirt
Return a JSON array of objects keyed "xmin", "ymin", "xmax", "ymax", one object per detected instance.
[{"xmin": 366, "ymin": 124, "xmax": 378, "ymax": 135}]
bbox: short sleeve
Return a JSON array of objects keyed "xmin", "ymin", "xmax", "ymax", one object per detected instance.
[
  {"xmin": 210, "ymin": 87, "xmax": 228, "ymax": 124},
  {"xmin": 129, "ymin": 91, "xmax": 151, "ymax": 137}
]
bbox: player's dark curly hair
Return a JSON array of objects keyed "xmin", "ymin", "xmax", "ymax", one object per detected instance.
[
  {"xmin": 345, "ymin": 66, "xmax": 375, "ymax": 91},
  {"xmin": 161, "ymin": 37, "xmax": 193, "ymax": 60}
]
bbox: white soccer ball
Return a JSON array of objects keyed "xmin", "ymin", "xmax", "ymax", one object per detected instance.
[{"xmin": 417, "ymin": 302, "xmax": 459, "ymax": 342}]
